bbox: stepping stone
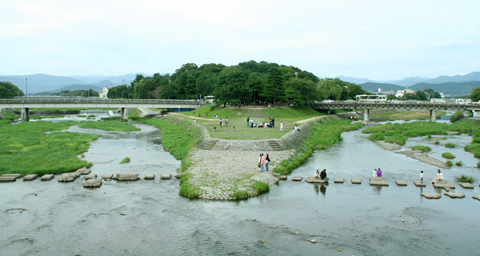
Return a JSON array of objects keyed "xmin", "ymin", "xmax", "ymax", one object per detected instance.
[
  {"xmin": 421, "ymin": 192, "xmax": 441, "ymax": 199},
  {"xmin": 414, "ymin": 180, "xmax": 426, "ymax": 187},
  {"xmin": 460, "ymin": 183, "xmax": 474, "ymax": 189},
  {"xmin": 291, "ymin": 176, "xmax": 303, "ymax": 181},
  {"xmin": 41, "ymin": 174, "xmax": 54, "ymax": 181},
  {"xmin": 76, "ymin": 167, "xmax": 91, "ymax": 175},
  {"xmin": 83, "ymin": 179, "xmax": 102, "ymax": 188},
  {"xmin": 85, "ymin": 173, "xmax": 97, "ymax": 180},
  {"xmin": 161, "ymin": 174, "xmax": 171, "ymax": 180},
  {"xmin": 116, "ymin": 173, "xmax": 139, "ymax": 181},
  {"xmin": 0, "ymin": 176, "xmax": 17, "ymax": 182},
  {"xmin": 444, "ymin": 191, "xmax": 465, "ymax": 198},
  {"xmin": 333, "ymin": 178, "xmax": 344, "ymax": 183},
  {"xmin": 69, "ymin": 172, "xmax": 81, "ymax": 178},
  {"xmin": 144, "ymin": 174, "xmax": 155, "ymax": 180},
  {"xmin": 23, "ymin": 174, "xmax": 37, "ymax": 181},
  {"xmin": 396, "ymin": 180, "xmax": 407, "ymax": 186},
  {"xmin": 279, "ymin": 175, "xmax": 287, "ymax": 180},
  {"xmin": 305, "ymin": 177, "xmax": 329, "ymax": 183},
  {"xmin": 369, "ymin": 177, "xmax": 389, "ymax": 186},
  {"xmin": 433, "ymin": 180, "xmax": 455, "ymax": 190},
  {"xmin": 102, "ymin": 174, "xmax": 113, "ymax": 180},
  {"xmin": 351, "ymin": 178, "xmax": 362, "ymax": 184},
  {"xmin": 2, "ymin": 174, "xmax": 22, "ymax": 179},
  {"xmin": 58, "ymin": 173, "xmax": 75, "ymax": 182},
  {"xmin": 175, "ymin": 174, "xmax": 181, "ymax": 179},
  {"xmin": 473, "ymin": 195, "xmax": 480, "ymax": 201}
]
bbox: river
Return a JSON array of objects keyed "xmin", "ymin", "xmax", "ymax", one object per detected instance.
[{"xmin": 1, "ymin": 120, "xmax": 480, "ymax": 256}]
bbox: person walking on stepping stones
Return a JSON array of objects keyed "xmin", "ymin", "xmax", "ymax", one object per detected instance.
[{"xmin": 420, "ymin": 170, "xmax": 424, "ymax": 183}]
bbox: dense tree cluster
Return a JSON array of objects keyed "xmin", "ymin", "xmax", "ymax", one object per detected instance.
[
  {"xmin": 0, "ymin": 81, "xmax": 24, "ymax": 98},
  {"xmin": 36, "ymin": 89, "xmax": 98, "ymax": 97},
  {"xmin": 107, "ymin": 61, "xmax": 366, "ymax": 105}
]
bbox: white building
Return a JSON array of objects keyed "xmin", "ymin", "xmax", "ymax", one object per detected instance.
[
  {"xmin": 99, "ymin": 87, "xmax": 109, "ymax": 98},
  {"xmin": 395, "ymin": 88, "xmax": 415, "ymax": 98}
]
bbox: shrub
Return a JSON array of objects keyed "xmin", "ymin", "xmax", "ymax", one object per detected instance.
[
  {"xmin": 442, "ymin": 152, "xmax": 455, "ymax": 159},
  {"xmin": 455, "ymin": 161, "xmax": 462, "ymax": 166},
  {"xmin": 435, "ymin": 141, "xmax": 440, "ymax": 145},
  {"xmin": 412, "ymin": 145, "xmax": 431, "ymax": 152},
  {"xmin": 368, "ymin": 133, "xmax": 385, "ymax": 141},
  {"xmin": 455, "ymin": 175, "xmax": 474, "ymax": 183},
  {"xmin": 478, "ymin": 162, "xmax": 480, "ymax": 168},
  {"xmin": 120, "ymin": 157, "xmax": 130, "ymax": 164},
  {"xmin": 446, "ymin": 160, "xmax": 453, "ymax": 166},
  {"xmin": 445, "ymin": 143, "xmax": 455, "ymax": 148}
]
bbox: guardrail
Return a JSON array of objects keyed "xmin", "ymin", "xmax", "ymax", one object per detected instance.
[{"xmin": 0, "ymin": 98, "xmax": 202, "ymax": 105}]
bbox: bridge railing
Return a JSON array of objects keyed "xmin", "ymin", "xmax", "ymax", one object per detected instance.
[{"xmin": 0, "ymin": 98, "xmax": 202, "ymax": 105}]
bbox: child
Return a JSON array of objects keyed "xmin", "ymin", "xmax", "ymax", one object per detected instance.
[{"xmin": 420, "ymin": 170, "xmax": 424, "ymax": 183}]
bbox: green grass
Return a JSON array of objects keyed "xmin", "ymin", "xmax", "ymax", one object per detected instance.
[
  {"xmin": 442, "ymin": 152, "xmax": 455, "ymax": 159},
  {"xmin": 185, "ymin": 106, "xmax": 325, "ymax": 140},
  {"xmin": 179, "ymin": 174, "xmax": 200, "ymax": 199},
  {"xmin": 363, "ymin": 119, "xmax": 480, "ymax": 146},
  {"xmin": 78, "ymin": 120, "xmax": 141, "ymax": 131},
  {"xmin": 445, "ymin": 143, "xmax": 455, "ymax": 148},
  {"xmin": 140, "ymin": 116, "xmax": 204, "ymax": 161},
  {"xmin": 455, "ymin": 174, "xmax": 474, "ymax": 183},
  {"xmin": 450, "ymin": 110, "xmax": 464, "ymax": 123},
  {"xmin": 120, "ymin": 157, "xmax": 130, "ymax": 164},
  {"xmin": 412, "ymin": 145, "xmax": 431, "ymax": 152},
  {"xmin": 455, "ymin": 161, "xmax": 462, "ymax": 166},
  {"xmin": 0, "ymin": 121, "xmax": 100, "ymax": 176},
  {"xmin": 446, "ymin": 160, "xmax": 453, "ymax": 167},
  {"xmin": 369, "ymin": 110, "xmax": 445, "ymax": 121}
]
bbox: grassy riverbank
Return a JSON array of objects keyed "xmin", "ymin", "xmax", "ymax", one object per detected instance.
[
  {"xmin": 0, "ymin": 117, "xmax": 143, "ymax": 176},
  {"xmin": 275, "ymin": 119, "xmax": 364, "ymax": 174}
]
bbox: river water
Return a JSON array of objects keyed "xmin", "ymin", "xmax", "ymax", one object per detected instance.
[{"xmin": 1, "ymin": 120, "xmax": 480, "ymax": 256}]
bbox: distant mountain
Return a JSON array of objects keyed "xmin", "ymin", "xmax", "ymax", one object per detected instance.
[
  {"xmin": 0, "ymin": 74, "xmax": 86, "ymax": 95},
  {"xmin": 70, "ymin": 73, "xmax": 145, "ymax": 85},
  {"xmin": 423, "ymin": 72, "xmax": 480, "ymax": 84},
  {"xmin": 410, "ymin": 81, "xmax": 480, "ymax": 96},
  {"xmin": 336, "ymin": 76, "xmax": 374, "ymax": 84},
  {"xmin": 0, "ymin": 73, "xmax": 147, "ymax": 95},
  {"xmin": 387, "ymin": 77, "xmax": 430, "ymax": 87},
  {"xmin": 360, "ymin": 82, "xmax": 404, "ymax": 93}
]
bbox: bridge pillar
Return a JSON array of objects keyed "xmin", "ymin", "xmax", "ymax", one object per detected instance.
[
  {"xmin": 121, "ymin": 108, "xmax": 128, "ymax": 121},
  {"xmin": 468, "ymin": 110, "xmax": 474, "ymax": 117},
  {"xmin": 21, "ymin": 108, "xmax": 30, "ymax": 122},
  {"xmin": 429, "ymin": 110, "xmax": 437, "ymax": 122},
  {"xmin": 363, "ymin": 109, "xmax": 369, "ymax": 121}
]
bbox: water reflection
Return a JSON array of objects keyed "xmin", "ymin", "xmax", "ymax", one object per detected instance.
[{"xmin": 312, "ymin": 183, "xmax": 327, "ymax": 196}]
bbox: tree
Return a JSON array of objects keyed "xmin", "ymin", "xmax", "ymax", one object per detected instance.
[
  {"xmin": 284, "ymin": 78, "xmax": 316, "ymax": 105},
  {"xmin": 263, "ymin": 67, "xmax": 284, "ymax": 103},
  {"xmin": 0, "ymin": 81, "xmax": 23, "ymax": 98},
  {"xmin": 216, "ymin": 67, "xmax": 250, "ymax": 103},
  {"xmin": 471, "ymin": 87, "xmax": 480, "ymax": 102},
  {"xmin": 245, "ymin": 72, "xmax": 265, "ymax": 104},
  {"xmin": 316, "ymin": 79, "xmax": 343, "ymax": 100}
]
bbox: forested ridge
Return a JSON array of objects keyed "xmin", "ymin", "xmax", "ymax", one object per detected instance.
[{"xmin": 107, "ymin": 61, "xmax": 365, "ymax": 105}]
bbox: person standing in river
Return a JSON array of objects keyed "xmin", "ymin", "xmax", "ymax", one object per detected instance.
[{"xmin": 265, "ymin": 154, "xmax": 271, "ymax": 172}]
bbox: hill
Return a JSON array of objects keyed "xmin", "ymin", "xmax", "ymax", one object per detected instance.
[
  {"xmin": 0, "ymin": 74, "xmax": 86, "ymax": 95},
  {"xmin": 410, "ymin": 81, "xmax": 480, "ymax": 96},
  {"xmin": 360, "ymin": 82, "xmax": 403, "ymax": 93},
  {"xmin": 424, "ymin": 72, "xmax": 480, "ymax": 84}
]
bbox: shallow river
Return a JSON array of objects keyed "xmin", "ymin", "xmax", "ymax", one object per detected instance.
[{"xmin": 1, "ymin": 121, "xmax": 480, "ymax": 256}]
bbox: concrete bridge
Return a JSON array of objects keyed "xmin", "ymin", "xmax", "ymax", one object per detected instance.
[
  {"xmin": 0, "ymin": 98, "xmax": 203, "ymax": 121},
  {"xmin": 314, "ymin": 101, "xmax": 480, "ymax": 122}
]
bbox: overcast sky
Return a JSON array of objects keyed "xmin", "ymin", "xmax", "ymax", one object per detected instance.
[{"xmin": 1, "ymin": 0, "xmax": 479, "ymax": 80}]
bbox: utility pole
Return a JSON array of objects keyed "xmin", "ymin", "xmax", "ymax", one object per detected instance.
[{"xmin": 25, "ymin": 77, "xmax": 28, "ymax": 98}]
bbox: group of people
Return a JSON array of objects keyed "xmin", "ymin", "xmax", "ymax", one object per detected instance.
[
  {"xmin": 219, "ymin": 117, "xmax": 229, "ymax": 127},
  {"xmin": 314, "ymin": 169, "xmax": 327, "ymax": 180},
  {"xmin": 247, "ymin": 117, "xmax": 275, "ymax": 129},
  {"xmin": 258, "ymin": 153, "xmax": 271, "ymax": 173},
  {"xmin": 372, "ymin": 168, "xmax": 382, "ymax": 177}
]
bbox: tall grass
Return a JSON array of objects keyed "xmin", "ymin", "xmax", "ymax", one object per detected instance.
[{"xmin": 140, "ymin": 116, "xmax": 204, "ymax": 161}]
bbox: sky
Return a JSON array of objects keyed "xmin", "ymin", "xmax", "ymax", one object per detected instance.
[{"xmin": 1, "ymin": 0, "xmax": 479, "ymax": 80}]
